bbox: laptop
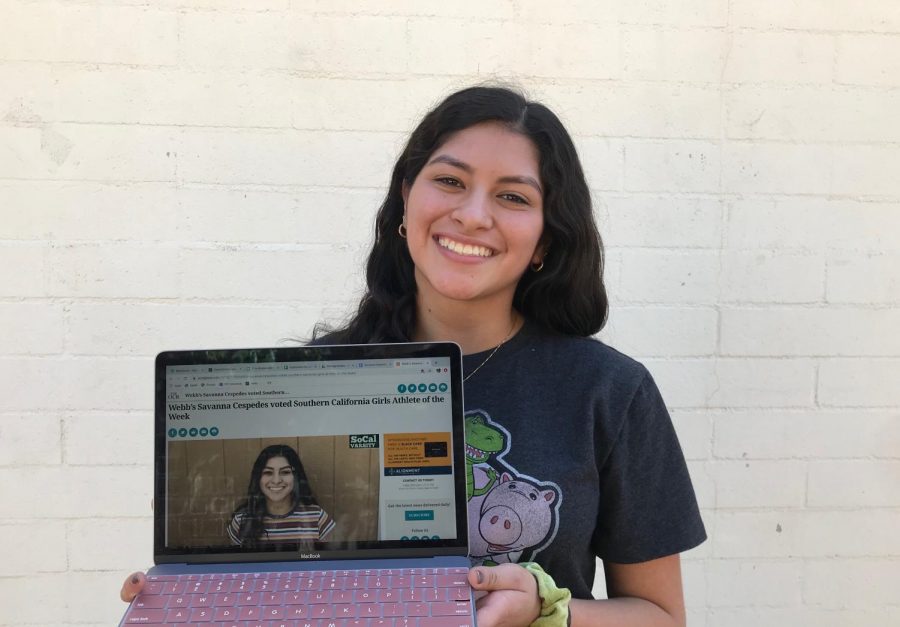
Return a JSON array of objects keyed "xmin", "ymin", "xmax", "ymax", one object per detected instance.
[{"xmin": 120, "ymin": 342, "xmax": 475, "ymax": 627}]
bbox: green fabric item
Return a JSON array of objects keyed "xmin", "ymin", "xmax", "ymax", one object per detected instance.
[{"xmin": 522, "ymin": 562, "xmax": 572, "ymax": 627}]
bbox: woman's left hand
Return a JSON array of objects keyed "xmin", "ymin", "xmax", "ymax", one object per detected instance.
[{"xmin": 467, "ymin": 564, "xmax": 541, "ymax": 627}]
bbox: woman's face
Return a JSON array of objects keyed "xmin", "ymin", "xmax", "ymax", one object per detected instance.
[
  {"xmin": 259, "ymin": 455, "xmax": 294, "ymax": 506},
  {"xmin": 402, "ymin": 122, "xmax": 544, "ymax": 307}
]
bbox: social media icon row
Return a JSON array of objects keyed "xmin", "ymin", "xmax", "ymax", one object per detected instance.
[
  {"xmin": 397, "ymin": 383, "xmax": 448, "ymax": 394},
  {"xmin": 168, "ymin": 426, "xmax": 219, "ymax": 438},
  {"xmin": 400, "ymin": 535, "xmax": 441, "ymax": 540}
]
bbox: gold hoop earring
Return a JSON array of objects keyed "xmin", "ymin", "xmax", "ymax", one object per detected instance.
[
  {"xmin": 531, "ymin": 259, "xmax": 544, "ymax": 272},
  {"xmin": 398, "ymin": 223, "xmax": 407, "ymax": 239}
]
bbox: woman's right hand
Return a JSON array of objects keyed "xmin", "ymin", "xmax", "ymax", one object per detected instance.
[{"xmin": 120, "ymin": 572, "xmax": 146, "ymax": 602}]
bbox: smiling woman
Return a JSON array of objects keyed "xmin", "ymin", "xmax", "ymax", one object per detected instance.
[
  {"xmin": 308, "ymin": 86, "xmax": 706, "ymax": 627},
  {"xmin": 122, "ymin": 85, "xmax": 705, "ymax": 627},
  {"xmin": 226, "ymin": 444, "xmax": 335, "ymax": 546}
]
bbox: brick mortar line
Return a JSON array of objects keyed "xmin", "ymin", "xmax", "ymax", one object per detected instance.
[
  {"xmin": 4, "ymin": 60, "xmax": 900, "ymax": 90},
  {"xmin": 5, "ymin": 186, "xmax": 900, "ymax": 206},
  {"xmin": 1, "ymin": 56, "xmax": 899, "ymax": 80},
  {"xmin": 3, "ymin": 180, "xmax": 899, "ymax": 201},
  {"xmin": 7, "ymin": 4, "xmax": 900, "ymax": 35},
  {"xmin": 6, "ymin": 121, "xmax": 900, "ymax": 143}
]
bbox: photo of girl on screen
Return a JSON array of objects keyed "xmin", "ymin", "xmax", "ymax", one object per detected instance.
[{"xmin": 226, "ymin": 444, "xmax": 335, "ymax": 546}]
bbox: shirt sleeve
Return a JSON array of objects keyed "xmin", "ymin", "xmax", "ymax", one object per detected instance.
[
  {"xmin": 591, "ymin": 371, "xmax": 706, "ymax": 563},
  {"xmin": 226, "ymin": 512, "xmax": 243, "ymax": 546},
  {"xmin": 318, "ymin": 508, "xmax": 336, "ymax": 540}
]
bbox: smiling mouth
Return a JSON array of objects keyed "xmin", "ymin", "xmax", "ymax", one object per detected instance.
[{"xmin": 437, "ymin": 236, "xmax": 494, "ymax": 258}]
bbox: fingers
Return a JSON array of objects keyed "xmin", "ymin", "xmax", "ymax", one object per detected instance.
[
  {"xmin": 468, "ymin": 563, "xmax": 534, "ymax": 594},
  {"xmin": 468, "ymin": 565, "xmax": 542, "ymax": 627},
  {"xmin": 120, "ymin": 572, "xmax": 145, "ymax": 602}
]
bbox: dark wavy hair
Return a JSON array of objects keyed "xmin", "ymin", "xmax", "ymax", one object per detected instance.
[
  {"xmin": 320, "ymin": 85, "xmax": 607, "ymax": 343},
  {"xmin": 232, "ymin": 444, "xmax": 318, "ymax": 545}
]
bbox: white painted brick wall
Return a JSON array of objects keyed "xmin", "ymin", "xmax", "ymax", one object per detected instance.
[
  {"xmin": 1, "ymin": 1, "xmax": 898, "ymax": 626},
  {"xmin": 827, "ymin": 253, "xmax": 900, "ymax": 303},
  {"xmin": 706, "ymin": 559, "xmax": 804, "ymax": 607},
  {"xmin": 723, "ymin": 33, "xmax": 835, "ymax": 84}
]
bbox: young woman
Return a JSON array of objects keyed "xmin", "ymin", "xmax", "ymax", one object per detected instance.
[
  {"xmin": 226, "ymin": 444, "xmax": 334, "ymax": 546},
  {"xmin": 123, "ymin": 86, "xmax": 705, "ymax": 627}
]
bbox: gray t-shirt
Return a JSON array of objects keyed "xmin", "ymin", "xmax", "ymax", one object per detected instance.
[{"xmin": 462, "ymin": 321, "xmax": 706, "ymax": 599}]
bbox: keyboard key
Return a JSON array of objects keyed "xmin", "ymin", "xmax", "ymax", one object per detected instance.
[
  {"xmin": 165, "ymin": 608, "xmax": 190, "ymax": 622},
  {"xmin": 413, "ymin": 576, "xmax": 437, "ymax": 588},
  {"xmin": 437, "ymin": 574, "xmax": 467, "ymax": 588},
  {"xmin": 359, "ymin": 604, "xmax": 382, "ymax": 618},
  {"xmin": 143, "ymin": 582, "xmax": 165, "ymax": 596},
  {"xmin": 311, "ymin": 604, "xmax": 335, "ymax": 619},
  {"xmin": 402, "ymin": 589, "xmax": 422, "ymax": 602},
  {"xmin": 261, "ymin": 606, "xmax": 286, "ymax": 620},
  {"xmin": 406, "ymin": 602, "xmax": 428, "ymax": 617},
  {"xmin": 189, "ymin": 607, "xmax": 214, "ymax": 622},
  {"xmin": 336, "ymin": 605, "xmax": 357, "ymax": 618},
  {"xmin": 124, "ymin": 608, "xmax": 166, "ymax": 623},
  {"xmin": 262, "ymin": 591, "xmax": 286, "ymax": 605},
  {"xmin": 432, "ymin": 602, "xmax": 473, "ymax": 617},
  {"xmin": 213, "ymin": 592, "xmax": 237, "ymax": 606},
  {"xmin": 239, "ymin": 605, "xmax": 262, "ymax": 621},
  {"xmin": 449, "ymin": 587, "xmax": 470, "ymax": 601},
  {"xmin": 214, "ymin": 606, "xmax": 240, "ymax": 621},
  {"xmin": 133, "ymin": 595, "xmax": 167, "ymax": 609},
  {"xmin": 190, "ymin": 594, "xmax": 213, "ymax": 607},
  {"xmin": 162, "ymin": 581, "xmax": 188, "ymax": 595},
  {"xmin": 287, "ymin": 605, "xmax": 310, "ymax": 619},
  {"xmin": 285, "ymin": 591, "xmax": 309, "ymax": 605},
  {"xmin": 423, "ymin": 588, "xmax": 445, "ymax": 602},
  {"xmin": 382, "ymin": 602, "xmax": 403, "ymax": 618}
]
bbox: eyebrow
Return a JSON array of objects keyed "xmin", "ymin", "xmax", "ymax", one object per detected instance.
[{"xmin": 427, "ymin": 154, "xmax": 543, "ymax": 195}]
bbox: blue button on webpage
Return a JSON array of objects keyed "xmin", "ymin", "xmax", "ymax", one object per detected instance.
[{"xmin": 404, "ymin": 510, "xmax": 435, "ymax": 521}]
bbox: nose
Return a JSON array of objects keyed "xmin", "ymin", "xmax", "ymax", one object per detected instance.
[{"xmin": 451, "ymin": 190, "xmax": 493, "ymax": 231}]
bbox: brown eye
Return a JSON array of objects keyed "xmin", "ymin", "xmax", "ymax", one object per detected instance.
[
  {"xmin": 436, "ymin": 176, "xmax": 463, "ymax": 188},
  {"xmin": 500, "ymin": 193, "xmax": 528, "ymax": 204}
]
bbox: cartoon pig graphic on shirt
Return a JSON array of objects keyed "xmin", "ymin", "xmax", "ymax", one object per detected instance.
[{"xmin": 469, "ymin": 473, "xmax": 558, "ymax": 564}]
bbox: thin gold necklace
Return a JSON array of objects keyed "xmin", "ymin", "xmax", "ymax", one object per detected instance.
[{"xmin": 463, "ymin": 316, "xmax": 518, "ymax": 382}]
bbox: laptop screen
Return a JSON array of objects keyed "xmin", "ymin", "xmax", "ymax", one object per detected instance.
[{"xmin": 153, "ymin": 343, "xmax": 466, "ymax": 563}]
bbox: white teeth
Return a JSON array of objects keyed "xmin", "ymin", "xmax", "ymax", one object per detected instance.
[{"xmin": 438, "ymin": 237, "xmax": 493, "ymax": 257}]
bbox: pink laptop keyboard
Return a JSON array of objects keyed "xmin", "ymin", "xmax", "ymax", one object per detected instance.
[{"xmin": 123, "ymin": 567, "xmax": 474, "ymax": 627}]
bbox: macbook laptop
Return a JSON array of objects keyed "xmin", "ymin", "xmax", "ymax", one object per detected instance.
[{"xmin": 120, "ymin": 342, "xmax": 475, "ymax": 627}]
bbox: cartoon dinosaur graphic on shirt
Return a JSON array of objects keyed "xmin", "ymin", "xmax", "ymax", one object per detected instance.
[
  {"xmin": 464, "ymin": 410, "xmax": 562, "ymax": 566},
  {"xmin": 464, "ymin": 412, "xmax": 506, "ymax": 499}
]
